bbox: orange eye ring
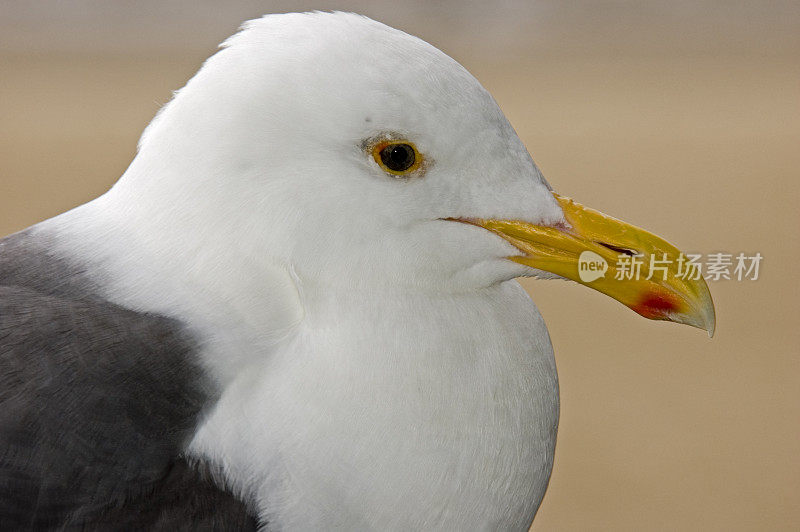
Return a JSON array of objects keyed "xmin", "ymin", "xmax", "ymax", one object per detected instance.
[{"xmin": 371, "ymin": 140, "xmax": 423, "ymax": 176}]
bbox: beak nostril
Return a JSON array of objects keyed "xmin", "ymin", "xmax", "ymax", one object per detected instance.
[{"xmin": 595, "ymin": 241, "xmax": 638, "ymax": 256}]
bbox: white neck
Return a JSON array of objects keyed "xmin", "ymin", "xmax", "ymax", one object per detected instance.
[
  {"xmin": 43, "ymin": 193, "xmax": 559, "ymax": 530},
  {"xmin": 188, "ymin": 283, "xmax": 558, "ymax": 530}
]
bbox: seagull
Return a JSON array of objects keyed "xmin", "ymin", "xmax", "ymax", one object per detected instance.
[{"xmin": 0, "ymin": 12, "xmax": 714, "ymax": 530}]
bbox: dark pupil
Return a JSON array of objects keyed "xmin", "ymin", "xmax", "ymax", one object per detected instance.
[{"xmin": 380, "ymin": 144, "xmax": 415, "ymax": 172}]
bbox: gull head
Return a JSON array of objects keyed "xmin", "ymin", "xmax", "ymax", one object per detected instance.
[{"xmin": 111, "ymin": 12, "xmax": 714, "ymax": 334}]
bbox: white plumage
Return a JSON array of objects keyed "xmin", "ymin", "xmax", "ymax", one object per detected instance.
[{"xmin": 38, "ymin": 12, "xmax": 562, "ymax": 528}]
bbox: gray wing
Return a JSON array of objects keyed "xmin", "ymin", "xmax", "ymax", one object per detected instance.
[{"xmin": 0, "ymin": 231, "xmax": 258, "ymax": 530}]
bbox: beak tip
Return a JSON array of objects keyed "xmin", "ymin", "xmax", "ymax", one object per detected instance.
[
  {"xmin": 703, "ymin": 305, "xmax": 716, "ymax": 339},
  {"xmin": 699, "ymin": 282, "xmax": 716, "ymax": 338},
  {"xmin": 699, "ymin": 315, "xmax": 715, "ymax": 338},
  {"xmin": 633, "ymin": 283, "xmax": 716, "ymax": 338},
  {"xmin": 690, "ymin": 284, "xmax": 716, "ymax": 338}
]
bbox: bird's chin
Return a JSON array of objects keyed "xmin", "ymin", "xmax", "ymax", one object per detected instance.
[
  {"xmin": 443, "ymin": 257, "xmax": 534, "ymax": 291},
  {"xmin": 515, "ymin": 267, "xmax": 567, "ymax": 281}
]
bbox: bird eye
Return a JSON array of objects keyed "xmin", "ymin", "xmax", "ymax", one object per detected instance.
[{"xmin": 372, "ymin": 141, "xmax": 422, "ymax": 176}]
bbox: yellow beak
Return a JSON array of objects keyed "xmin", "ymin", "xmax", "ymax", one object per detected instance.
[{"xmin": 474, "ymin": 193, "xmax": 715, "ymax": 336}]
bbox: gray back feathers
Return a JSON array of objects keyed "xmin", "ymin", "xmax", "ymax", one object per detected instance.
[{"xmin": 0, "ymin": 229, "xmax": 258, "ymax": 529}]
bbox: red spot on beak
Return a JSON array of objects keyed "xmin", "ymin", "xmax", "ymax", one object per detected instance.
[{"xmin": 632, "ymin": 292, "xmax": 679, "ymax": 319}]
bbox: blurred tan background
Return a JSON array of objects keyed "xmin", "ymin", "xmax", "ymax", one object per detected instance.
[{"xmin": 1, "ymin": 1, "xmax": 798, "ymax": 530}]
